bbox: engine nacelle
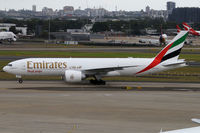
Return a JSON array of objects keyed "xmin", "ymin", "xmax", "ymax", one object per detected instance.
[{"xmin": 64, "ymin": 70, "xmax": 84, "ymax": 83}]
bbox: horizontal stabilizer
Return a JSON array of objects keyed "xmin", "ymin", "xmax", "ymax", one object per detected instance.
[{"xmin": 163, "ymin": 61, "xmax": 186, "ymax": 67}]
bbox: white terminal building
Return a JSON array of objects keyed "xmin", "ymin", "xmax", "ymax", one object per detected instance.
[{"xmin": 0, "ymin": 23, "xmax": 27, "ymax": 35}]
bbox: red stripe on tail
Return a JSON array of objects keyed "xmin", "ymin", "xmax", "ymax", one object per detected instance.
[
  {"xmin": 176, "ymin": 25, "xmax": 181, "ymax": 33},
  {"xmin": 136, "ymin": 43, "xmax": 173, "ymax": 74}
]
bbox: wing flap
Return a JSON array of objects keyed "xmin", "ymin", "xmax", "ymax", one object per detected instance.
[{"xmin": 83, "ymin": 65, "xmax": 138, "ymax": 75}]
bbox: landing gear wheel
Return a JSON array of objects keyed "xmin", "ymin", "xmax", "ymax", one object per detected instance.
[
  {"xmin": 18, "ymin": 78, "xmax": 23, "ymax": 84},
  {"xmin": 90, "ymin": 79, "xmax": 106, "ymax": 85},
  {"xmin": 99, "ymin": 80, "xmax": 106, "ymax": 85}
]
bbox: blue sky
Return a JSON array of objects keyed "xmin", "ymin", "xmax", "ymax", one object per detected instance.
[{"xmin": 0, "ymin": 0, "xmax": 199, "ymax": 11}]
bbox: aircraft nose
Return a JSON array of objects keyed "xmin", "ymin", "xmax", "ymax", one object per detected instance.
[{"xmin": 3, "ymin": 66, "xmax": 7, "ymax": 72}]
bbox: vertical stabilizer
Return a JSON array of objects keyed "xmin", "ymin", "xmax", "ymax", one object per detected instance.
[{"xmin": 137, "ymin": 31, "xmax": 188, "ymax": 74}]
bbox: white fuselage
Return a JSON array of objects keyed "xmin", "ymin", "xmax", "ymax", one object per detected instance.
[
  {"xmin": 161, "ymin": 126, "xmax": 200, "ymax": 133},
  {"xmin": 3, "ymin": 58, "xmax": 184, "ymax": 77}
]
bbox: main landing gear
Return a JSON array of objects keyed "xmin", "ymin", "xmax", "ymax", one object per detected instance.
[
  {"xmin": 90, "ymin": 79, "xmax": 106, "ymax": 85},
  {"xmin": 90, "ymin": 76, "xmax": 106, "ymax": 85}
]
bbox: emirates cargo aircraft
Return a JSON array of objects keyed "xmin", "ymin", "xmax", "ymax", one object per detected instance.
[{"xmin": 3, "ymin": 31, "xmax": 188, "ymax": 85}]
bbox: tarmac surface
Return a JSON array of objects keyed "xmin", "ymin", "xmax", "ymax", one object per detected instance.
[
  {"xmin": 0, "ymin": 81, "xmax": 199, "ymax": 133},
  {"xmin": 0, "ymin": 81, "xmax": 200, "ymax": 91}
]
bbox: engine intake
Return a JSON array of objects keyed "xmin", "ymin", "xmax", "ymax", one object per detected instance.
[{"xmin": 64, "ymin": 70, "xmax": 84, "ymax": 83}]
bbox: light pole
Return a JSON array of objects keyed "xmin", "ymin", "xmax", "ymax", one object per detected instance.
[{"xmin": 48, "ymin": 17, "xmax": 51, "ymax": 43}]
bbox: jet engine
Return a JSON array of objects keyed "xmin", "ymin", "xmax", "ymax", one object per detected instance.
[{"xmin": 64, "ymin": 70, "xmax": 85, "ymax": 83}]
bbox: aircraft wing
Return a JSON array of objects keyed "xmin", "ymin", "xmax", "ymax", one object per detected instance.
[
  {"xmin": 83, "ymin": 65, "xmax": 138, "ymax": 75},
  {"xmin": 192, "ymin": 118, "xmax": 200, "ymax": 124}
]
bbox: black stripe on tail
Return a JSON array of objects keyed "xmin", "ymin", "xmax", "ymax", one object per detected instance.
[{"xmin": 161, "ymin": 48, "xmax": 182, "ymax": 62}]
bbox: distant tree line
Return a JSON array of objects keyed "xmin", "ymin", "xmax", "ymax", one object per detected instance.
[
  {"xmin": 0, "ymin": 18, "xmax": 89, "ymax": 38},
  {"xmin": 1, "ymin": 18, "xmax": 200, "ymax": 38},
  {"xmin": 91, "ymin": 18, "xmax": 180, "ymax": 35}
]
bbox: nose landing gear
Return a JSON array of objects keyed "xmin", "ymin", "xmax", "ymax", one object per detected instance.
[
  {"xmin": 18, "ymin": 78, "xmax": 23, "ymax": 84},
  {"xmin": 16, "ymin": 75, "xmax": 23, "ymax": 84}
]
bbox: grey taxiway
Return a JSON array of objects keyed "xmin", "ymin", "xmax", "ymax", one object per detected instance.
[{"xmin": 0, "ymin": 81, "xmax": 199, "ymax": 133}]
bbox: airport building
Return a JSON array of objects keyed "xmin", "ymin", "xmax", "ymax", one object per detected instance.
[
  {"xmin": 145, "ymin": 1, "xmax": 173, "ymax": 20},
  {"xmin": 50, "ymin": 31, "xmax": 90, "ymax": 42},
  {"xmin": 63, "ymin": 6, "xmax": 74, "ymax": 16},
  {"xmin": 32, "ymin": 5, "xmax": 36, "ymax": 12},
  {"xmin": 42, "ymin": 7, "xmax": 54, "ymax": 16},
  {"xmin": 0, "ymin": 23, "xmax": 27, "ymax": 35},
  {"xmin": 168, "ymin": 7, "xmax": 200, "ymax": 23},
  {"xmin": 0, "ymin": 23, "xmax": 16, "ymax": 31},
  {"xmin": 145, "ymin": 6, "xmax": 150, "ymax": 15},
  {"xmin": 167, "ymin": 1, "xmax": 176, "ymax": 14}
]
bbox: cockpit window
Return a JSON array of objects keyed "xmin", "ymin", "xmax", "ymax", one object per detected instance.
[{"xmin": 7, "ymin": 64, "xmax": 12, "ymax": 67}]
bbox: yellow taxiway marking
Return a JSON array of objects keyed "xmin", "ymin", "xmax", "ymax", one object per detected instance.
[
  {"xmin": 126, "ymin": 86, "xmax": 143, "ymax": 90},
  {"xmin": 68, "ymin": 124, "xmax": 78, "ymax": 133}
]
